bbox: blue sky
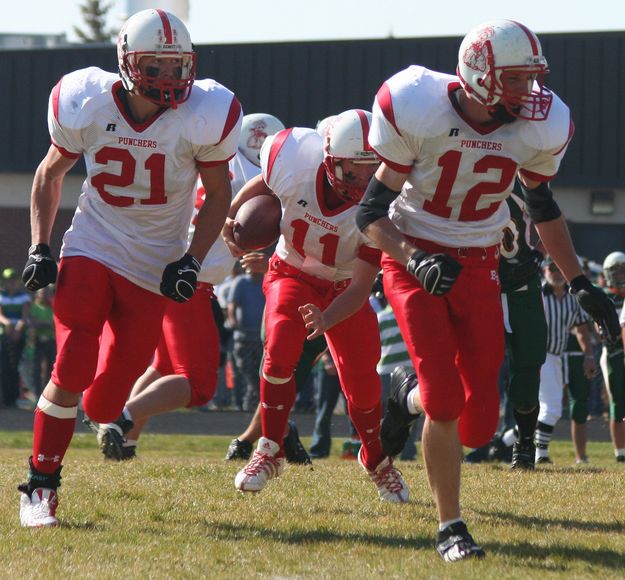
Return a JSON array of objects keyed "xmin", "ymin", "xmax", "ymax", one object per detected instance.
[{"xmin": 2, "ymin": 0, "xmax": 624, "ymax": 44}]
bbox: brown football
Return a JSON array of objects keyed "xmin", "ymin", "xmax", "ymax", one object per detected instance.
[{"xmin": 233, "ymin": 194, "xmax": 282, "ymax": 251}]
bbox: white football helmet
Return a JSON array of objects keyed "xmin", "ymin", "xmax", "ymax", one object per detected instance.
[
  {"xmin": 457, "ymin": 19, "xmax": 552, "ymax": 121},
  {"xmin": 603, "ymin": 251, "xmax": 625, "ymax": 290},
  {"xmin": 315, "ymin": 115, "xmax": 337, "ymax": 139},
  {"xmin": 239, "ymin": 113, "xmax": 285, "ymax": 167},
  {"xmin": 323, "ymin": 109, "xmax": 379, "ymax": 203},
  {"xmin": 117, "ymin": 8, "xmax": 196, "ymax": 108}
]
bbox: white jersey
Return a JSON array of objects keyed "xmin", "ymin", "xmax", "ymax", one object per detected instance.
[
  {"xmin": 50, "ymin": 66, "xmax": 242, "ymax": 294},
  {"xmin": 370, "ymin": 65, "xmax": 573, "ymax": 247},
  {"xmin": 260, "ymin": 128, "xmax": 380, "ymax": 282},
  {"xmin": 191, "ymin": 150, "xmax": 260, "ymax": 285}
]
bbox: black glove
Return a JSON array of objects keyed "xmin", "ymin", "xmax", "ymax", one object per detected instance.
[
  {"xmin": 406, "ymin": 249, "xmax": 462, "ymax": 296},
  {"xmin": 569, "ymin": 275, "xmax": 620, "ymax": 345},
  {"xmin": 22, "ymin": 244, "xmax": 57, "ymax": 291},
  {"xmin": 160, "ymin": 253, "xmax": 201, "ymax": 303},
  {"xmin": 500, "ymin": 248, "xmax": 543, "ymax": 289}
]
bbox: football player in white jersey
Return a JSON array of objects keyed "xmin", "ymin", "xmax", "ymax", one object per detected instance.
[
  {"xmin": 223, "ymin": 110, "xmax": 409, "ymax": 502},
  {"xmin": 356, "ymin": 19, "xmax": 619, "ymax": 561},
  {"xmin": 92, "ymin": 113, "xmax": 286, "ymax": 460},
  {"xmin": 17, "ymin": 9, "xmax": 242, "ymax": 527}
]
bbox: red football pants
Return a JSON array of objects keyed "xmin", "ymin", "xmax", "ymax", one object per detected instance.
[
  {"xmin": 382, "ymin": 243, "xmax": 503, "ymax": 448},
  {"xmin": 153, "ymin": 284, "xmax": 219, "ymax": 407},
  {"xmin": 262, "ymin": 262, "xmax": 382, "ymax": 448},
  {"xmin": 52, "ymin": 256, "xmax": 167, "ymax": 423}
]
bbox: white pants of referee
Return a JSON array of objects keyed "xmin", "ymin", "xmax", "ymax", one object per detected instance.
[{"xmin": 538, "ymin": 353, "xmax": 565, "ymax": 427}]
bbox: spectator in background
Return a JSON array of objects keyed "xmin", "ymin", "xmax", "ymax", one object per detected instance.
[
  {"xmin": 227, "ymin": 253, "xmax": 266, "ymax": 412},
  {"xmin": 0, "ymin": 268, "xmax": 31, "ymax": 408},
  {"xmin": 29, "ymin": 287, "xmax": 56, "ymax": 399}
]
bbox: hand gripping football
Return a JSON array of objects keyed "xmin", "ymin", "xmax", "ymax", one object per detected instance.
[{"xmin": 233, "ymin": 194, "xmax": 282, "ymax": 251}]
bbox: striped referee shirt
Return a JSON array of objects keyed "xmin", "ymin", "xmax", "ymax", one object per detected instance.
[{"xmin": 542, "ymin": 283, "xmax": 590, "ymax": 356}]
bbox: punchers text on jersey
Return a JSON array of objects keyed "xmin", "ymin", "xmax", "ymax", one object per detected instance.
[
  {"xmin": 369, "ymin": 65, "xmax": 573, "ymax": 248},
  {"xmin": 259, "ymin": 127, "xmax": 380, "ymax": 282}
]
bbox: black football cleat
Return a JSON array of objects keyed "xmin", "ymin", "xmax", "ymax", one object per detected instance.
[
  {"xmin": 436, "ymin": 521, "xmax": 486, "ymax": 562},
  {"xmin": 511, "ymin": 440, "xmax": 536, "ymax": 470},
  {"xmin": 380, "ymin": 366, "xmax": 420, "ymax": 457},
  {"xmin": 224, "ymin": 438, "xmax": 253, "ymax": 461},
  {"xmin": 283, "ymin": 420, "xmax": 312, "ymax": 466}
]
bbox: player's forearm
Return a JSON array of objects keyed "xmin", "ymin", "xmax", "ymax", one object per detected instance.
[
  {"xmin": 188, "ymin": 188, "xmax": 231, "ymax": 262},
  {"xmin": 30, "ymin": 166, "xmax": 64, "ymax": 245},
  {"xmin": 535, "ymin": 216, "xmax": 583, "ymax": 282},
  {"xmin": 321, "ymin": 285, "xmax": 371, "ymax": 331},
  {"xmin": 362, "ymin": 217, "xmax": 413, "ymax": 266}
]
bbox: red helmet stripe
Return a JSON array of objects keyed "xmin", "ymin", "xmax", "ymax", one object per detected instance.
[
  {"xmin": 156, "ymin": 9, "xmax": 173, "ymax": 44},
  {"xmin": 355, "ymin": 109, "xmax": 372, "ymax": 151},
  {"xmin": 511, "ymin": 20, "xmax": 539, "ymax": 56}
]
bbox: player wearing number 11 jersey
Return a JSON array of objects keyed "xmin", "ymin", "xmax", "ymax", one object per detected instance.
[
  {"xmin": 17, "ymin": 8, "xmax": 241, "ymax": 527},
  {"xmin": 358, "ymin": 19, "xmax": 618, "ymax": 561},
  {"xmin": 223, "ymin": 110, "xmax": 408, "ymax": 502}
]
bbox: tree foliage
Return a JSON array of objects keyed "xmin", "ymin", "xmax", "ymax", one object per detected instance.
[{"xmin": 74, "ymin": 0, "xmax": 115, "ymax": 44}]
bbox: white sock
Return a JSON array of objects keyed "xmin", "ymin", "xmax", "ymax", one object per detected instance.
[
  {"xmin": 615, "ymin": 448, "xmax": 625, "ymax": 458},
  {"xmin": 122, "ymin": 407, "xmax": 133, "ymax": 423},
  {"xmin": 406, "ymin": 387, "xmax": 420, "ymax": 416},
  {"xmin": 502, "ymin": 428, "xmax": 518, "ymax": 447},
  {"xmin": 439, "ymin": 518, "xmax": 464, "ymax": 531},
  {"xmin": 123, "ymin": 439, "xmax": 137, "ymax": 448}
]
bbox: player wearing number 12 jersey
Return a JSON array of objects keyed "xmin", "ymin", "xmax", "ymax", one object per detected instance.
[
  {"xmin": 223, "ymin": 110, "xmax": 408, "ymax": 502},
  {"xmin": 358, "ymin": 19, "xmax": 618, "ymax": 561},
  {"xmin": 17, "ymin": 9, "xmax": 241, "ymax": 527}
]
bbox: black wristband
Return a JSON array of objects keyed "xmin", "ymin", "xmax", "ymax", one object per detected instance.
[
  {"xmin": 28, "ymin": 243, "xmax": 52, "ymax": 256},
  {"xmin": 569, "ymin": 275, "xmax": 593, "ymax": 293}
]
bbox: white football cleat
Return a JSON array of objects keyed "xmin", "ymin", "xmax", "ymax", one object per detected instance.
[
  {"xmin": 358, "ymin": 448, "xmax": 409, "ymax": 503},
  {"xmin": 20, "ymin": 488, "xmax": 59, "ymax": 528},
  {"xmin": 235, "ymin": 437, "xmax": 285, "ymax": 493}
]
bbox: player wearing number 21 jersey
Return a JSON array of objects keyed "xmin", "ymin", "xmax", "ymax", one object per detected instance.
[
  {"xmin": 17, "ymin": 9, "xmax": 241, "ymax": 528},
  {"xmin": 223, "ymin": 110, "xmax": 408, "ymax": 502}
]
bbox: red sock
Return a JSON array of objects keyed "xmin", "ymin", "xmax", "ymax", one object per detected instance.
[
  {"xmin": 32, "ymin": 406, "xmax": 76, "ymax": 474},
  {"xmin": 260, "ymin": 376, "xmax": 296, "ymax": 454},
  {"xmin": 348, "ymin": 401, "xmax": 383, "ymax": 469}
]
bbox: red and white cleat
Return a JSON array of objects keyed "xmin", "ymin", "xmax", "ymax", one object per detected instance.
[
  {"xmin": 20, "ymin": 488, "xmax": 59, "ymax": 527},
  {"xmin": 235, "ymin": 437, "xmax": 285, "ymax": 493},
  {"xmin": 358, "ymin": 448, "xmax": 409, "ymax": 503}
]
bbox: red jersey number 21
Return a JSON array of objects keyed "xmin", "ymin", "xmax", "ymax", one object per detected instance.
[{"xmin": 91, "ymin": 146, "xmax": 167, "ymax": 207}]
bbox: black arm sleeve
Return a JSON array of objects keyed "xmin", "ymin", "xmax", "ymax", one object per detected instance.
[
  {"xmin": 356, "ymin": 176, "xmax": 402, "ymax": 231},
  {"xmin": 520, "ymin": 181, "xmax": 562, "ymax": 223}
]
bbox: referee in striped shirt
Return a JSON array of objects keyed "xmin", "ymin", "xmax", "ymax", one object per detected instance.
[{"xmin": 535, "ymin": 257, "xmax": 597, "ymax": 464}]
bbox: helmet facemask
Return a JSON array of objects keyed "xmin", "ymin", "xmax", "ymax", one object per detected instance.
[{"xmin": 121, "ymin": 51, "xmax": 195, "ymax": 108}]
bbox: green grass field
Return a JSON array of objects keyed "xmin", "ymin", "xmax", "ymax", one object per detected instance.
[{"xmin": 1, "ymin": 432, "xmax": 624, "ymax": 578}]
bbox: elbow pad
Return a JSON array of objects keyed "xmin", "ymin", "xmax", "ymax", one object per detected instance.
[
  {"xmin": 521, "ymin": 181, "xmax": 562, "ymax": 223},
  {"xmin": 356, "ymin": 176, "xmax": 402, "ymax": 231}
]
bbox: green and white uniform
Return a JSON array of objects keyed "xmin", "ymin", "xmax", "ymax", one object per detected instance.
[
  {"xmin": 601, "ymin": 291, "xmax": 625, "ymax": 422},
  {"xmin": 500, "ymin": 192, "xmax": 547, "ymax": 411}
]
